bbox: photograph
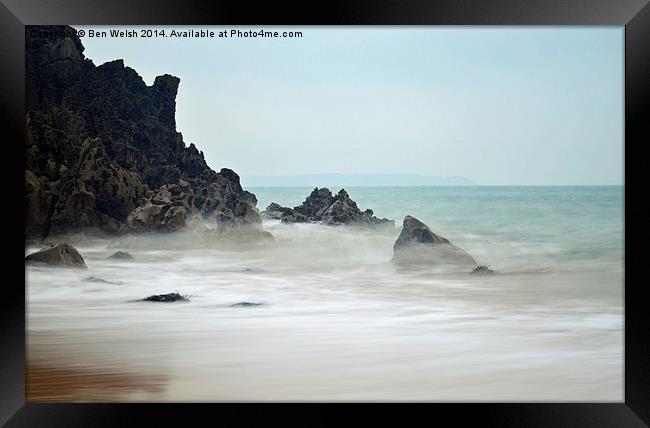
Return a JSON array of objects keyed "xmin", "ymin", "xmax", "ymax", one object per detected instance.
[{"xmin": 24, "ymin": 24, "xmax": 624, "ymax": 403}]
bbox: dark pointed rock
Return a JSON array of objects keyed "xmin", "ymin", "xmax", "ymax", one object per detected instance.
[
  {"xmin": 392, "ymin": 216, "xmax": 477, "ymax": 268},
  {"xmin": 321, "ymin": 189, "xmax": 392, "ymax": 226},
  {"xmin": 294, "ymin": 188, "xmax": 335, "ymax": 219}
]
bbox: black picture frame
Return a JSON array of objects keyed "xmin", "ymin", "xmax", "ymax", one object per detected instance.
[{"xmin": 1, "ymin": 0, "xmax": 648, "ymax": 426}]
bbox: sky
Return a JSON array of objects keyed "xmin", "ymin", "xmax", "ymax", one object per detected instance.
[{"xmin": 74, "ymin": 26, "xmax": 624, "ymax": 185}]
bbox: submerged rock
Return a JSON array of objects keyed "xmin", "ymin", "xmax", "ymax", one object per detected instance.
[
  {"xmin": 84, "ymin": 276, "xmax": 121, "ymax": 284},
  {"xmin": 266, "ymin": 187, "xmax": 393, "ymax": 227},
  {"xmin": 230, "ymin": 302, "xmax": 264, "ymax": 307},
  {"xmin": 25, "ymin": 242, "xmax": 87, "ymax": 268},
  {"xmin": 141, "ymin": 293, "xmax": 189, "ymax": 302},
  {"xmin": 470, "ymin": 265, "xmax": 495, "ymax": 275},
  {"xmin": 392, "ymin": 216, "xmax": 477, "ymax": 268},
  {"xmin": 109, "ymin": 251, "xmax": 133, "ymax": 260}
]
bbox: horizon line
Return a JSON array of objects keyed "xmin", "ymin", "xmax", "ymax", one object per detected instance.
[{"xmin": 243, "ymin": 184, "xmax": 624, "ymax": 187}]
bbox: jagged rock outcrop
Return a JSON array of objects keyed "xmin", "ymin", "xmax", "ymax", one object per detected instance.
[
  {"xmin": 25, "ymin": 242, "xmax": 87, "ymax": 268},
  {"xmin": 25, "ymin": 25, "xmax": 264, "ymax": 241},
  {"xmin": 320, "ymin": 189, "xmax": 390, "ymax": 226},
  {"xmin": 392, "ymin": 216, "xmax": 477, "ymax": 268},
  {"xmin": 293, "ymin": 188, "xmax": 336, "ymax": 219},
  {"xmin": 262, "ymin": 188, "xmax": 393, "ymax": 226}
]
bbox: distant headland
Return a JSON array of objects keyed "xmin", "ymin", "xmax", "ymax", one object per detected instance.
[{"xmin": 241, "ymin": 174, "xmax": 477, "ymax": 187}]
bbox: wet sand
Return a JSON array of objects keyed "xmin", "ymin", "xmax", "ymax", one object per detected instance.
[{"xmin": 27, "ymin": 361, "xmax": 167, "ymax": 402}]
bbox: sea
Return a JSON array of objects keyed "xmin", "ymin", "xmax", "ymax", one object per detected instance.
[{"xmin": 26, "ymin": 185, "xmax": 624, "ymax": 401}]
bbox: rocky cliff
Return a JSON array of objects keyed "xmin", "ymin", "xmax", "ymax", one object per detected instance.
[{"xmin": 25, "ymin": 25, "xmax": 263, "ymax": 241}]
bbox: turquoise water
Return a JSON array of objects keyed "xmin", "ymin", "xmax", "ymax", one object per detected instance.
[{"xmin": 251, "ymin": 185, "xmax": 624, "ymax": 274}]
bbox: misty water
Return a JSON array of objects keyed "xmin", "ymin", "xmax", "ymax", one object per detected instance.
[{"xmin": 26, "ymin": 186, "xmax": 623, "ymax": 401}]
